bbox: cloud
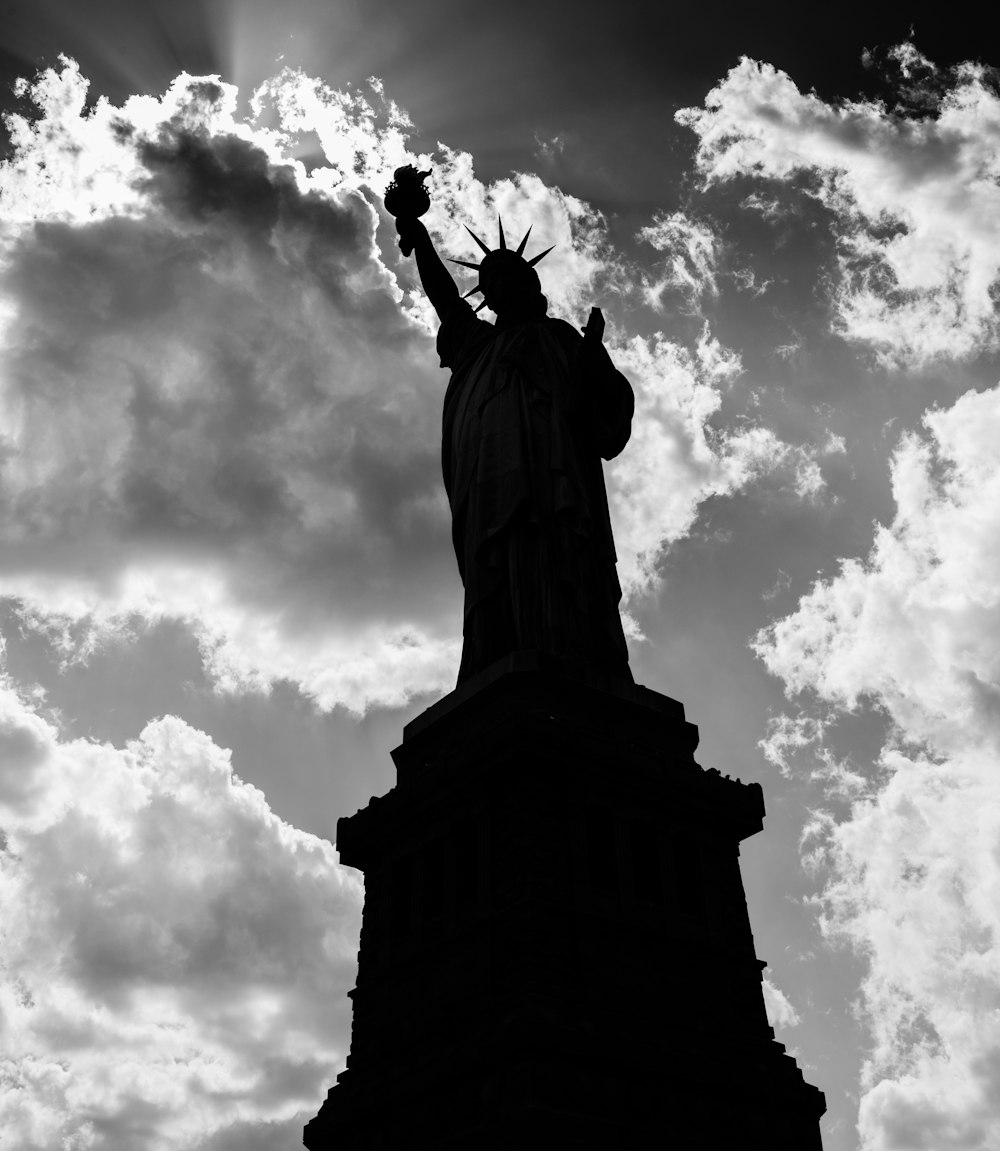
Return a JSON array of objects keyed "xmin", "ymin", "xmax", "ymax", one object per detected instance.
[
  {"xmin": 677, "ymin": 49, "xmax": 1000, "ymax": 366},
  {"xmin": 762, "ymin": 973, "xmax": 801, "ymax": 1031},
  {"xmin": 0, "ymin": 59, "xmax": 813, "ymax": 711},
  {"xmin": 756, "ymin": 385, "xmax": 1000, "ymax": 1149},
  {"xmin": 636, "ymin": 209, "xmax": 776, "ymax": 310},
  {"xmin": 757, "ymin": 386, "xmax": 1000, "ymax": 747},
  {"xmin": 0, "ymin": 61, "xmax": 458, "ymax": 713},
  {"xmin": 608, "ymin": 326, "xmax": 832, "ymax": 594},
  {"xmin": 252, "ymin": 66, "xmax": 616, "ymax": 324},
  {"xmin": 0, "ymin": 674, "xmax": 362, "ymax": 1150},
  {"xmin": 637, "ymin": 210, "xmax": 719, "ymax": 309}
]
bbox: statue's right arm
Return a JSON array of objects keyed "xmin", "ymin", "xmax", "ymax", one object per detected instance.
[{"xmin": 397, "ymin": 218, "xmax": 459, "ymax": 322}]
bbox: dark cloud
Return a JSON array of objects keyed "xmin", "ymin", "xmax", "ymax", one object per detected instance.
[
  {"xmin": 137, "ymin": 123, "xmax": 370, "ymax": 276},
  {"xmin": 194, "ymin": 1113, "xmax": 314, "ymax": 1151},
  {"xmin": 0, "ymin": 69, "xmax": 461, "ymax": 708}
]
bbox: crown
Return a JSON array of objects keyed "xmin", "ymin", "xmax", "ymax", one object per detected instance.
[{"xmin": 449, "ymin": 218, "xmax": 555, "ymax": 313}]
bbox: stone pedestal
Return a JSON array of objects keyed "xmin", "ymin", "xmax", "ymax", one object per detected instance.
[{"xmin": 304, "ymin": 654, "xmax": 825, "ymax": 1148}]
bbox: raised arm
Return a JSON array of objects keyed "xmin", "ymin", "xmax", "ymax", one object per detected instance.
[
  {"xmin": 396, "ymin": 218, "xmax": 459, "ymax": 323},
  {"xmin": 576, "ymin": 307, "xmax": 634, "ymax": 460}
]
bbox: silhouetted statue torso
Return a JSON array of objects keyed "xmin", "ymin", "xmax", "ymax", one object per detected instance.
[
  {"xmin": 438, "ymin": 298, "xmax": 633, "ymax": 682},
  {"xmin": 387, "ymin": 168, "xmax": 633, "ymax": 684}
]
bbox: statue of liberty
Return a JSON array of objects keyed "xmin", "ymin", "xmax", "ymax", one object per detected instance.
[{"xmin": 385, "ymin": 167, "xmax": 634, "ymax": 685}]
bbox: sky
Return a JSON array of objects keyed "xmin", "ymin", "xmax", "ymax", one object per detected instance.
[{"xmin": 2, "ymin": 3, "xmax": 1000, "ymax": 1149}]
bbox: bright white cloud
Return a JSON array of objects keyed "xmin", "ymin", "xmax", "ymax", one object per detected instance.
[
  {"xmin": 756, "ymin": 384, "xmax": 1000, "ymax": 1149},
  {"xmin": 0, "ymin": 58, "xmax": 810, "ymax": 711},
  {"xmin": 758, "ymin": 386, "xmax": 1000, "ymax": 748},
  {"xmin": 609, "ymin": 326, "xmax": 830, "ymax": 593},
  {"xmin": 637, "ymin": 210, "xmax": 719, "ymax": 308},
  {"xmin": 762, "ymin": 973, "xmax": 801, "ymax": 1030},
  {"xmin": 678, "ymin": 50, "xmax": 1000, "ymax": 366},
  {"xmin": 0, "ymin": 672, "xmax": 362, "ymax": 1150}
]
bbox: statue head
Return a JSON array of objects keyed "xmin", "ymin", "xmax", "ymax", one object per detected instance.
[{"xmin": 450, "ymin": 219, "xmax": 554, "ymax": 321}]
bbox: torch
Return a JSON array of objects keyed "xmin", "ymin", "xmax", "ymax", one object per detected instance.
[{"xmin": 383, "ymin": 165, "xmax": 432, "ymax": 257}]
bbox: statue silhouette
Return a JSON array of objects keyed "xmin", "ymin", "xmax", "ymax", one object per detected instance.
[
  {"xmin": 386, "ymin": 167, "xmax": 634, "ymax": 684},
  {"xmin": 305, "ymin": 173, "xmax": 827, "ymax": 1151}
]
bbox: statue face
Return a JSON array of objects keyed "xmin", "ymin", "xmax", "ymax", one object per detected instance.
[{"xmin": 479, "ymin": 254, "xmax": 541, "ymax": 317}]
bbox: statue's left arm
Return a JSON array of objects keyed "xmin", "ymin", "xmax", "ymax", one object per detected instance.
[{"xmin": 577, "ymin": 309, "xmax": 634, "ymax": 460}]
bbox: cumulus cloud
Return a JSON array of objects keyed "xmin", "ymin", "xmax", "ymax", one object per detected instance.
[
  {"xmin": 678, "ymin": 49, "xmax": 1000, "ymax": 366},
  {"xmin": 756, "ymin": 385, "xmax": 1000, "ymax": 1149},
  {"xmin": 0, "ymin": 58, "xmax": 814, "ymax": 711},
  {"xmin": 608, "ymin": 326, "xmax": 832, "ymax": 593},
  {"xmin": 0, "ymin": 60, "xmax": 462, "ymax": 713},
  {"xmin": 252, "ymin": 66, "xmax": 617, "ymax": 326},
  {"xmin": 758, "ymin": 386, "xmax": 1000, "ymax": 745},
  {"xmin": 0, "ymin": 672, "xmax": 362, "ymax": 1150}
]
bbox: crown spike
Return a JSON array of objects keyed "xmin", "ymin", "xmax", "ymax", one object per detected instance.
[
  {"xmin": 473, "ymin": 299, "xmax": 489, "ymax": 313},
  {"xmin": 526, "ymin": 244, "xmax": 555, "ymax": 267},
  {"xmin": 449, "ymin": 258, "xmax": 482, "ymax": 271},
  {"xmin": 462, "ymin": 284, "xmax": 483, "ymax": 298},
  {"xmin": 464, "ymin": 224, "xmax": 491, "ymax": 255},
  {"xmin": 498, "ymin": 216, "xmax": 506, "ymax": 250},
  {"xmin": 515, "ymin": 226, "xmax": 532, "ymax": 256}
]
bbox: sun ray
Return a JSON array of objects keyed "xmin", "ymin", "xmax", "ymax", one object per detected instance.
[
  {"xmin": 516, "ymin": 226, "xmax": 532, "ymax": 256},
  {"xmin": 464, "ymin": 225, "xmax": 491, "ymax": 255}
]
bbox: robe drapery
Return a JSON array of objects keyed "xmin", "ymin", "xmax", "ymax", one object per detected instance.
[{"xmin": 437, "ymin": 298, "xmax": 635, "ymax": 684}]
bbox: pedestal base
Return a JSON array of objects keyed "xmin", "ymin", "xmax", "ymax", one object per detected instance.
[{"xmin": 305, "ymin": 654, "xmax": 825, "ymax": 1148}]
